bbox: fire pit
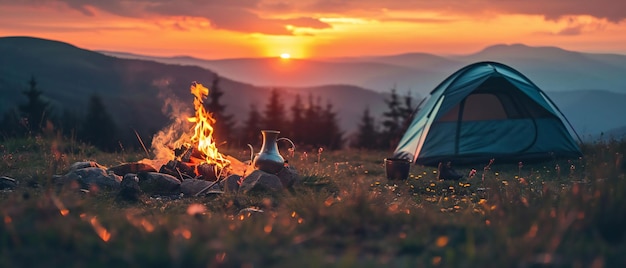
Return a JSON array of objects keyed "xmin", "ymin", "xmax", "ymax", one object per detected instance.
[{"xmin": 54, "ymin": 82, "xmax": 300, "ymax": 199}]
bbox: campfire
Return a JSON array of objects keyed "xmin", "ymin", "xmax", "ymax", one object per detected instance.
[
  {"xmin": 53, "ymin": 81, "xmax": 298, "ymax": 199},
  {"xmin": 150, "ymin": 82, "xmax": 236, "ymax": 181}
]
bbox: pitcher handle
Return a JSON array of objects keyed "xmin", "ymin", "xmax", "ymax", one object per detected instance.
[
  {"xmin": 277, "ymin": 137, "xmax": 296, "ymax": 157},
  {"xmin": 247, "ymin": 144, "xmax": 255, "ymax": 162}
]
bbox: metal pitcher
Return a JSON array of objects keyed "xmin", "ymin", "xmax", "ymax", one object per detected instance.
[{"xmin": 252, "ymin": 130, "xmax": 286, "ymax": 174}]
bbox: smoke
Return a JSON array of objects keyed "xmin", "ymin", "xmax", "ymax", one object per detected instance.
[{"xmin": 146, "ymin": 81, "xmax": 194, "ymax": 169}]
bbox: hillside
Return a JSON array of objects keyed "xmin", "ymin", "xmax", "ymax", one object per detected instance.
[
  {"xmin": 3, "ymin": 36, "xmax": 626, "ymax": 141},
  {"xmin": 548, "ymin": 90, "xmax": 626, "ymax": 138},
  {"xmin": 0, "ymin": 37, "xmax": 388, "ymax": 145},
  {"xmin": 458, "ymin": 44, "xmax": 626, "ymax": 92}
]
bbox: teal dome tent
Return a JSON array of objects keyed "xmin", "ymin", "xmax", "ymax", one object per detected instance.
[{"xmin": 393, "ymin": 61, "xmax": 582, "ymax": 166}]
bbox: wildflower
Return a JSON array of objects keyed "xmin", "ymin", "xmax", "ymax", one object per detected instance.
[
  {"xmin": 432, "ymin": 256, "xmax": 442, "ymax": 265},
  {"xmin": 468, "ymin": 169, "xmax": 477, "ymax": 178},
  {"xmin": 435, "ymin": 236, "xmax": 449, "ymax": 247},
  {"xmin": 186, "ymin": 203, "xmax": 207, "ymax": 216},
  {"xmin": 518, "ymin": 177, "xmax": 528, "ymax": 185}
]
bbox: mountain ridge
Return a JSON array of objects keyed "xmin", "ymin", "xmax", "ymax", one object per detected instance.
[
  {"xmin": 2, "ymin": 36, "xmax": 626, "ymax": 141},
  {"xmin": 101, "ymin": 42, "xmax": 626, "ymax": 95},
  {"xmin": 0, "ymin": 36, "xmax": 388, "ymax": 142}
]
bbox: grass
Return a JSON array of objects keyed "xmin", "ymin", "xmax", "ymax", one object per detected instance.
[{"xmin": 1, "ymin": 136, "xmax": 625, "ymax": 267}]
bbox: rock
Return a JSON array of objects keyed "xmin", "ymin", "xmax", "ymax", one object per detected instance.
[
  {"xmin": 118, "ymin": 174, "xmax": 142, "ymax": 201},
  {"xmin": 181, "ymin": 178, "xmax": 220, "ymax": 196},
  {"xmin": 221, "ymin": 175, "xmax": 241, "ymax": 193},
  {"xmin": 108, "ymin": 162, "xmax": 157, "ymax": 176},
  {"xmin": 68, "ymin": 161, "xmax": 105, "ymax": 172},
  {"xmin": 239, "ymin": 170, "xmax": 283, "ymax": 194},
  {"xmin": 276, "ymin": 165, "xmax": 301, "ymax": 188},
  {"xmin": 62, "ymin": 167, "xmax": 121, "ymax": 190},
  {"xmin": 0, "ymin": 176, "xmax": 17, "ymax": 190},
  {"xmin": 137, "ymin": 172, "xmax": 181, "ymax": 195}
]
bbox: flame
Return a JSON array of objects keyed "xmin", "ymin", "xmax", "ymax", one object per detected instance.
[
  {"xmin": 51, "ymin": 195, "xmax": 69, "ymax": 216},
  {"xmin": 81, "ymin": 213, "xmax": 110, "ymax": 242},
  {"xmin": 188, "ymin": 82, "xmax": 229, "ymax": 168},
  {"xmin": 148, "ymin": 82, "xmax": 230, "ymax": 171}
]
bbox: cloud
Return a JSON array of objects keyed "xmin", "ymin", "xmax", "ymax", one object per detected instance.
[
  {"xmin": 551, "ymin": 16, "xmax": 609, "ymax": 36},
  {"xmin": 24, "ymin": 0, "xmax": 331, "ymax": 35},
  {"xmin": 556, "ymin": 26, "xmax": 583, "ymax": 36},
  {"xmin": 297, "ymin": 0, "xmax": 626, "ymax": 23},
  {"xmin": 1, "ymin": 0, "xmax": 624, "ymax": 35}
]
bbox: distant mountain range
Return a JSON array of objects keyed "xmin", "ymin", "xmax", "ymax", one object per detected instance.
[
  {"xmin": 100, "ymin": 43, "xmax": 626, "ymax": 95},
  {"xmin": 1, "ymin": 36, "xmax": 626, "ymax": 143}
]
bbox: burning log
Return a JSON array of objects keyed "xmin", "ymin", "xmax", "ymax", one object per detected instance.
[
  {"xmin": 152, "ymin": 82, "xmax": 232, "ymax": 182},
  {"xmin": 159, "ymin": 160, "xmax": 196, "ymax": 181},
  {"xmin": 196, "ymin": 163, "xmax": 219, "ymax": 181}
]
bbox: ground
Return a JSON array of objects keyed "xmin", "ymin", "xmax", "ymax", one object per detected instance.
[{"xmin": 1, "ymin": 137, "xmax": 625, "ymax": 267}]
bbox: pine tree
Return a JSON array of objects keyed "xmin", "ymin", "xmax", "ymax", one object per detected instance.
[
  {"xmin": 18, "ymin": 76, "xmax": 51, "ymax": 135},
  {"xmin": 288, "ymin": 94, "xmax": 305, "ymax": 142},
  {"xmin": 380, "ymin": 87, "xmax": 403, "ymax": 149},
  {"xmin": 353, "ymin": 107, "xmax": 379, "ymax": 149},
  {"xmin": 80, "ymin": 94, "xmax": 119, "ymax": 151},
  {"xmin": 241, "ymin": 104, "xmax": 263, "ymax": 146},
  {"xmin": 302, "ymin": 94, "xmax": 322, "ymax": 147},
  {"xmin": 399, "ymin": 91, "xmax": 416, "ymax": 130},
  {"xmin": 262, "ymin": 88, "xmax": 286, "ymax": 132},
  {"xmin": 206, "ymin": 75, "xmax": 235, "ymax": 144},
  {"xmin": 320, "ymin": 101, "xmax": 343, "ymax": 150}
]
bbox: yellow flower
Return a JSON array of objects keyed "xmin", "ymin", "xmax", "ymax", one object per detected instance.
[{"xmin": 436, "ymin": 236, "xmax": 449, "ymax": 247}]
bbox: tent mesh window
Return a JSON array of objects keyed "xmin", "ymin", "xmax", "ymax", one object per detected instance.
[{"xmin": 438, "ymin": 76, "xmax": 554, "ymax": 122}]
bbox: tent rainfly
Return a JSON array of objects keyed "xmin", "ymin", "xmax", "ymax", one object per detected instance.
[{"xmin": 393, "ymin": 61, "xmax": 582, "ymax": 166}]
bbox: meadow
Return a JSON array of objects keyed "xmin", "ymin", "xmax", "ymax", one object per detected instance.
[{"xmin": 1, "ymin": 136, "xmax": 625, "ymax": 267}]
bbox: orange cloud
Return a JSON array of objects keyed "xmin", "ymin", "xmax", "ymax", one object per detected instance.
[{"xmin": 2, "ymin": 0, "xmax": 624, "ymax": 35}]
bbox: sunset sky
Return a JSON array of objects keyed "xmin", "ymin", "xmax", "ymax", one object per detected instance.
[{"xmin": 1, "ymin": 0, "xmax": 625, "ymax": 59}]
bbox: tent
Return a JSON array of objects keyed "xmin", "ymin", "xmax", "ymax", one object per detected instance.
[{"xmin": 393, "ymin": 61, "xmax": 582, "ymax": 166}]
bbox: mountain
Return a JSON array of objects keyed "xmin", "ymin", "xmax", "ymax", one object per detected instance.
[
  {"xmin": 99, "ymin": 51, "xmax": 450, "ymax": 93},
  {"xmin": 457, "ymin": 44, "xmax": 626, "ymax": 92},
  {"xmin": 101, "ymin": 43, "xmax": 626, "ymax": 95},
  {"xmin": 0, "ymin": 37, "xmax": 389, "ymax": 145},
  {"xmin": 3, "ymin": 36, "xmax": 626, "ymax": 141},
  {"xmin": 547, "ymin": 90, "xmax": 626, "ymax": 139}
]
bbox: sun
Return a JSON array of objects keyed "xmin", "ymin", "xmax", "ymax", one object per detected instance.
[{"xmin": 280, "ymin": 53, "xmax": 291, "ymax": 59}]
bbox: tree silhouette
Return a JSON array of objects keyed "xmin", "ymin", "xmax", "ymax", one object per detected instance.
[
  {"xmin": 80, "ymin": 94, "xmax": 119, "ymax": 151},
  {"xmin": 320, "ymin": 101, "xmax": 343, "ymax": 149},
  {"xmin": 353, "ymin": 107, "xmax": 379, "ymax": 149},
  {"xmin": 18, "ymin": 76, "xmax": 52, "ymax": 135},
  {"xmin": 241, "ymin": 104, "xmax": 263, "ymax": 146},
  {"xmin": 262, "ymin": 88, "xmax": 286, "ymax": 131},
  {"xmin": 399, "ymin": 91, "xmax": 416, "ymax": 131},
  {"xmin": 301, "ymin": 94, "xmax": 322, "ymax": 147},
  {"xmin": 288, "ymin": 94, "xmax": 305, "ymax": 143},
  {"xmin": 206, "ymin": 75, "xmax": 235, "ymax": 144},
  {"xmin": 381, "ymin": 88, "xmax": 403, "ymax": 149}
]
